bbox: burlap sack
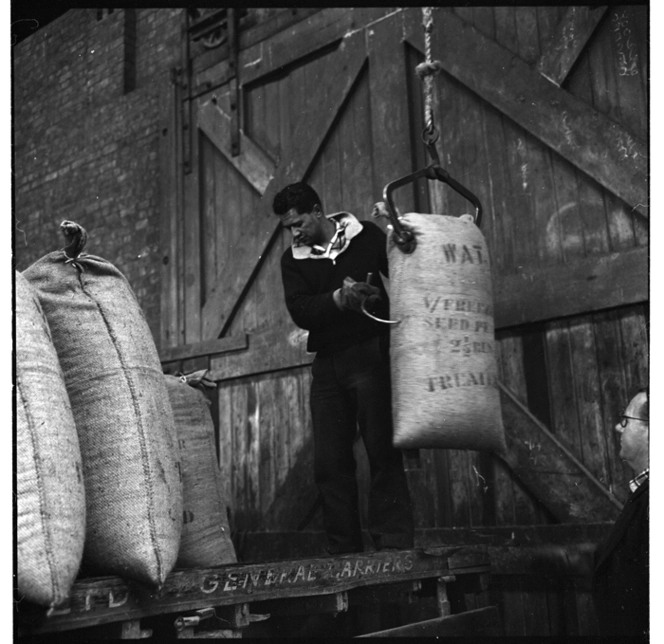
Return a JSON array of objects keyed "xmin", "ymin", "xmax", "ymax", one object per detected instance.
[
  {"xmin": 23, "ymin": 221, "xmax": 182, "ymax": 587},
  {"xmin": 165, "ymin": 373, "xmax": 237, "ymax": 568},
  {"xmin": 16, "ymin": 271, "xmax": 86, "ymax": 606},
  {"xmin": 388, "ymin": 213, "xmax": 506, "ymax": 451}
]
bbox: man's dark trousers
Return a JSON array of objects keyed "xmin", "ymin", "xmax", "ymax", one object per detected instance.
[{"xmin": 310, "ymin": 335, "xmax": 414, "ymax": 554}]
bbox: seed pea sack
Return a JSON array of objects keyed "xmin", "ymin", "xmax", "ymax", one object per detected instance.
[
  {"xmin": 16, "ymin": 271, "xmax": 86, "ymax": 607},
  {"xmin": 388, "ymin": 213, "xmax": 506, "ymax": 452},
  {"xmin": 164, "ymin": 372, "xmax": 237, "ymax": 568},
  {"xmin": 23, "ymin": 221, "xmax": 183, "ymax": 587}
]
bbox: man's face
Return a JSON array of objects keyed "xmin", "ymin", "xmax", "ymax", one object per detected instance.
[
  {"xmin": 279, "ymin": 206, "xmax": 325, "ymax": 246},
  {"xmin": 615, "ymin": 392, "xmax": 649, "ymax": 470}
]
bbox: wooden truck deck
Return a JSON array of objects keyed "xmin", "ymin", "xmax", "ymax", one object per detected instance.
[{"xmin": 17, "ymin": 545, "xmax": 500, "ymax": 638}]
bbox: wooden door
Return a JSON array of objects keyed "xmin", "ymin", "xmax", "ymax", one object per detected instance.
[
  {"xmin": 159, "ymin": 7, "xmax": 648, "ymax": 552},
  {"xmin": 161, "ymin": 8, "xmax": 423, "ymax": 533}
]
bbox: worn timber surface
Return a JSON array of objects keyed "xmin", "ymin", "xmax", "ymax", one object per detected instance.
[{"xmin": 18, "ymin": 546, "xmax": 489, "ymax": 634}]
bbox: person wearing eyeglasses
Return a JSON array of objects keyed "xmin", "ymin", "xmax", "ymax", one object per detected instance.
[
  {"xmin": 529, "ymin": 387, "xmax": 648, "ymax": 636},
  {"xmin": 591, "ymin": 386, "xmax": 649, "ymax": 637}
]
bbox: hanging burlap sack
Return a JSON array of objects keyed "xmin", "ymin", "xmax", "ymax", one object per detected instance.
[
  {"xmin": 165, "ymin": 372, "xmax": 237, "ymax": 568},
  {"xmin": 22, "ymin": 221, "xmax": 182, "ymax": 587},
  {"xmin": 388, "ymin": 213, "xmax": 505, "ymax": 451},
  {"xmin": 16, "ymin": 271, "xmax": 86, "ymax": 607}
]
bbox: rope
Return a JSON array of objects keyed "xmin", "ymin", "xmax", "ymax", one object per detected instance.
[{"xmin": 414, "ymin": 7, "xmax": 442, "ymax": 134}]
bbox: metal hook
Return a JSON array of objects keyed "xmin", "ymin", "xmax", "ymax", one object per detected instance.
[{"xmin": 360, "ymin": 300, "xmax": 400, "ymax": 325}]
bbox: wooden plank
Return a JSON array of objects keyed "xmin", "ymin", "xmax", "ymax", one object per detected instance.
[
  {"xmin": 216, "ymin": 382, "xmax": 234, "ymax": 525},
  {"xmin": 254, "ymin": 592, "xmax": 348, "ymax": 617},
  {"xmin": 496, "ymin": 381, "xmax": 622, "ymax": 523},
  {"xmin": 160, "ymin": 334, "xmax": 248, "ymax": 363},
  {"xmin": 208, "ymin": 326, "xmax": 312, "ymax": 381},
  {"xmin": 18, "ymin": 547, "xmax": 488, "ymax": 635},
  {"xmin": 515, "ymin": 6, "xmax": 541, "ymax": 65},
  {"xmin": 200, "ymin": 135, "xmax": 218, "ymax": 304},
  {"xmin": 262, "ymin": 76, "xmax": 281, "ymax": 162},
  {"xmin": 550, "ymin": 156, "xmax": 584, "ymax": 264},
  {"xmin": 230, "ymin": 381, "xmax": 259, "ymax": 532},
  {"xmin": 367, "ymin": 12, "xmax": 415, "ymax": 212},
  {"xmin": 201, "ymin": 29, "xmax": 368, "ymax": 342},
  {"xmin": 238, "ymin": 8, "xmax": 394, "ymax": 86},
  {"xmin": 537, "ymin": 6, "xmax": 608, "ymax": 86},
  {"xmin": 494, "ymin": 331, "xmax": 537, "ymax": 526},
  {"xmin": 257, "ymin": 376, "xmax": 275, "ymax": 518},
  {"xmin": 197, "ymin": 98, "xmax": 275, "ymax": 194},
  {"xmin": 159, "ymin": 71, "xmax": 181, "ymax": 350},
  {"xmin": 347, "ymin": 65, "xmax": 374, "ymax": 217},
  {"xmin": 513, "ymin": 8, "xmax": 562, "ymax": 269},
  {"xmin": 238, "ymin": 521, "xmax": 613, "ymax": 565},
  {"xmin": 567, "ymin": 316, "xmax": 612, "ymax": 485},
  {"xmin": 591, "ymin": 310, "xmax": 630, "ymax": 504},
  {"xmin": 544, "ymin": 319, "xmax": 584, "ymax": 456},
  {"xmin": 607, "ymin": 8, "xmax": 648, "ymax": 142},
  {"xmin": 239, "ymin": 8, "xmax": 321, "ymax": 52},
  {"xmin": 493, "ymin": 246, "xmax": 648, "ymax": 329},
  {"xmin": 403, "ymin": 8, "xmax": 647, "ymax": 216},
  {"xmin": 357, "ymin": 606, "xmax": 503, "ymax": 637},
  {"xmin": 182, "ymin": 109, "xmax": 202, "ymax": 344},
  {"xmin": 226, "ymin": 173, "xmax": 264, "ymax": 334}
]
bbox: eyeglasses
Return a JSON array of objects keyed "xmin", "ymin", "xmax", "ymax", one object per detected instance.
[{"xmin": 619, "ymin": 415, "xmax": 646, "ymax": 428}]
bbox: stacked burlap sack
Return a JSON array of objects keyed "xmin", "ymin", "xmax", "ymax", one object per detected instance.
[
  {"xmin": 165, "ymin": 372, "xmax": 236, "ymax": 568},
  {"xmin": 16, "ymin": 271, "xmax": 86, "ymax": 607},
  {"xmin": 17, "ymin": 221, "xmax": 237, "ymax": 607},
  {"xmin": 22, "ymin": 221, "xmax": 184, "ymax": 592}
]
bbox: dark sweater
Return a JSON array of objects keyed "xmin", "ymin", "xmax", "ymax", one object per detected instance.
[
  {"xmin": 280, "ymin": 220, "xmax": 390, "ymax": 354},
  {"xmin": 592, "ymin": 479, "xmax": 649, "ymax": 637}
]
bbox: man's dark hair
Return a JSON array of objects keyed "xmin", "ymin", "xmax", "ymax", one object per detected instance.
[
  {"xmin": 637, "ymin": 386, "xmax": 649, "ymax": 422},
  {"xmin": 272, "ymin": 182, "xmax": 321, "ymax": 216}
]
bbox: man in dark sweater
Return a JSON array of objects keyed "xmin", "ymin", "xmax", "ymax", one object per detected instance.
[{"xmin": 272, "ymin": 182, "xmax": 414, "ymax": 555}]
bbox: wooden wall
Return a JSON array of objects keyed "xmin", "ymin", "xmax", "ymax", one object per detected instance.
[{"xmin": 159, "ymin": 7, "xmax": 648, "ymax": 636}]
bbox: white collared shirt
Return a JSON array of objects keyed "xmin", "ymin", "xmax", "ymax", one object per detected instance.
[
  {"xmin": 629, "ymin": 468, "xmax": 649, "ymax": 493},
  {"xmin": 291, "ymin": 212, "xmax": 363, "ymax": 264}
]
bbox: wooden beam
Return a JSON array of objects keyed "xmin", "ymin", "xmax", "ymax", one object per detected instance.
[
  {"xmin": 160, "ymin": 334, "xmax": 248, "ymax": 364},
  {"xmin": 496, "ymin": 382, "xmax": 622, "ymax": 523},
  {"xmin": 159, "ymin": 70, "xmax": 182, "ymax": 351},
  {"xmin": 208, "ymin": 326, "xmax": 313, "ymax": 381},
  {"xmin": 238, "ymin": 8, "xmax": 396, "ymax": 86},
  {"xmin": 494, "ymin": 246, "xmax": 648, "ymax": 329},
  {"xmin": 200, "ymin": 29, "xmax": 368, "ymax": 341},
  {"xmin": 236, "ymin": 523, "xmax": 614, "ymax": 563},
  {"xmin": 357, "ymin": 606, "xmax": 503, "ymax": 637},
  {"xmin": 367, "ymin": 10, "xmax": 416, "ymax": 211},
  {"xmin": 404, "ymin": 8, "xmax": 647, "ymax": 217},
  {"xmin": 254, "ymin": 592, "xmax": 348, "ymax": 618},
  {"xmin": 197, "ymin": 98, "xmax": 276, "ymax": 194},
  {"xmin": 536, "ymin": 6, "xmax": 609, "ymax": 87},
  {"xmin": 18, "ymin": 547, "xmax": 488, "ymax": 635}
]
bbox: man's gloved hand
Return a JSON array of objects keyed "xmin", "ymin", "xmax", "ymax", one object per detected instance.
[{"xmin": 335, "ymin": 276, "xmax": 381, "ymax": 313}]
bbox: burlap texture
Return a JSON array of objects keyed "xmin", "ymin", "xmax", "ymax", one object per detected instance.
[
  {"xmin": 16, "ymin": 271, "xmax": 86, "ymax": 607},
  {"xmin": 23, "ymin": 225, "xmax": 182, "ymax": 587},
  {"xmin": 165, "ymin": 375, "xmax": 237, "ymax": 568},
  {"xmin": 388, "ymin": 213, "xmax": 506, "ymax": 451}
]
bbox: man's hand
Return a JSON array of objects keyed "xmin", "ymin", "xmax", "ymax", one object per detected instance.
[{"xmin": 334, "ymin": 276, "xmax": 381, "ymax": 312}]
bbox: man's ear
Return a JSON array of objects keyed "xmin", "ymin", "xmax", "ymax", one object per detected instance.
[{"xmin": 313, "ymin": 204, "xmax": 323, "ymax": 217}]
